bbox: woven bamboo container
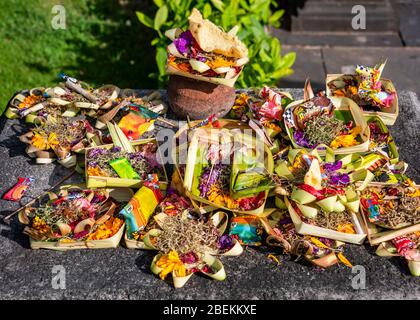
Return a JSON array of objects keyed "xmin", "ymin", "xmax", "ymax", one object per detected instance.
[{"xmin": 29, "ymin": 223, "xmax": 125, "ymax": 250}]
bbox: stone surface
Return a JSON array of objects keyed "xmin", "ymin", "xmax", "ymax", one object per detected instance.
[
  {"xmin": 272, "ymin": 29, "xmax": 403, "ymax": 47},
  {"xmin": 277, "ymin": 46, "xmax": 325, "ymax": 89},
  {"xmin": 290, "ymin": 0, "xmax": 398, "ymax": 32},
  {"xmin": 392, "ymin": 0, "xmax": 420, "ymax": 46},
  {"xmin": 167, "ymin": 75, "xmax": 236, "ymax": 120},
  {"xmin": 0, "ymin": 89, "xmax": 419, "ymax": 300}
]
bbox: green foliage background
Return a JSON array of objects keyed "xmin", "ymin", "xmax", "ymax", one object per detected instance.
[
  {"xmin": 0, "ymin": 0, "xmax": 156, "ymax": 114},
  {"xmin": 0, "ymin": 0, "xmax": 295, "ymax": 114}
]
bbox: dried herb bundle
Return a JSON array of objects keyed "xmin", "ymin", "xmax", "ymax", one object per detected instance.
[
  {"xmin": 380, "ymin": 197, "xmax": 420, "ymax": 228},
  {"xmin": 304, "ymin": 114, "xmax": 346, "ymax": 146},
  {"xmin": 155, "ymin": 215, "xmax": 220, "ymax": 255},
  {"xmin": 307, "ymin": 209, "xmax": 353, "ymax": 230},
  {"xmin": 37, "ymin": 116, "xmax": 85, "ymax": 147},
  {"xmin": 406, "ymin": 232, "xmax": 420, "ymax": 248}
]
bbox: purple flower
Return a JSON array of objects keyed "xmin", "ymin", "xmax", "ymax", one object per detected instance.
[
  {"xmin": 279, "ymin": 217, "xmax": 293, "ymax": 225},
  {"xmin": 219, "ymin": 235, "xmax": 234, "ymax": 251},
  {"xmin": 198, "ymin": 164, "xmax": 230, "ymax": 197},
  {"xmin": 88, "ymin": 161, "xmax": 98, "ymax": 167},
  {"xmin": 195, "ymin": 55, "xmax": 207, "ymax": 62},
  {"xmin": 323, "ymin": 161, "xmax": 342, "ymax": 172},
  {"xmin": 174, "ymin": 31, "xmax": 193, "ymax": 54},
  {"xmin": 87, "ymin": 148, "xmax": 107, "ymax": 159},
  {"xmin": 180, "ymin": 251, "xmax": 198, "ymax": 264},
  {"xmin": 143, "ymin": 151, "xmax": 160, "ymax": 168},
  {"xmin": 330, "ymin": 173, "xmax": 350, "ymax": 185},
  {"xmin": 111, "ymin": 146, "xmax": 121, "ymax": 153},
  {"xmin": 319, "ymin": 237, "xmax": 333, "ymax": 247},
  {"xmin": 128, "ymin": 152, "xmax": 144, "ymax": 161},
  {"xmin": 293, "ymin": 130, "xmax": 315, "ymax": 149}
]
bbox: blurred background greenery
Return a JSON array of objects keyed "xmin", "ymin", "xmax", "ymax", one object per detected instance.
[{"xmin": 0, "ymin": 0, "xmax": 295, "ymax": 114}]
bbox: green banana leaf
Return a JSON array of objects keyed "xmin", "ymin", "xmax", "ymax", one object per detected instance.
[
  {"xmin": 230, "ymin": 133, "xmax": 274, "ymax": 198},
  {"xmin": 191, "ymin": 143, "xmax": 207, "ymax": 196}
]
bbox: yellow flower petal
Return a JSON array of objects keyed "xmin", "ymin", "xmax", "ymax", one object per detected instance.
[
  {"xmin": 156, "ymin": 251, "xmax": 186, "ymax": 280},
  {"xmin": 337, "ymin": 252, "xmax": 353, "ymax": 268},
  {"xmin": 31, "ymin": 132, "xmax": 48, "ymax": 150},
  {"xmin": 310, "ymin": 237, "xmax": 329, "ymax": 249}
]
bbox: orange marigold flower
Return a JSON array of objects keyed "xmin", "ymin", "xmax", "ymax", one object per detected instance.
[
  {"xmin": 337, "ymin": 224, "xmax": 356, "ymax": 234},
  {"xmin": 32, "ymin": 216, "xmax": 50, "ymax": 235},
  {"xmin": 87, "ymin": 166, "xmax": 108, "ymax": 177},
  {"xmin": 207, "ymin": 184, "xmax": 238, "ymax": 209},
  {"xmin": 234, "ymin": 93, "xmax": 250, "ymax": 106},
  {"xmin": 330, "ymin": 126, "xmax": 362, "ymax": 149},
  {"xmin": 263, "ymin": 122, "xmax": 282, "ymax": 133},
  {"xmin": 207, "ymin": 56, "xmax": 234, "ymax": 69},
  {"xmin": 330, "ymin": 135, "xmax": 357, "ymax": 149},
  {"xmin": 349, "ymin": 86, "xmax": 358, "ymax": 95},
  {"xmin": 31, "ymin": 132, "xmax": 49, "ymax": 150},
  {"xmin": 156, "ymin": 250, "xmax": 187, "ymax": 280},
  {"xmin": 87, "ymin": 217, "xmax": 123, "ymax": 240},
  {"xmin": 18, "ymin": 95, "xmax": 42, "ymax": 109}
]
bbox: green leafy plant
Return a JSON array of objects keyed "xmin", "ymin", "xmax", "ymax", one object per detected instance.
[{"xmin": 136, "ymin": 0, "xmax": 296, "ymax": 87}]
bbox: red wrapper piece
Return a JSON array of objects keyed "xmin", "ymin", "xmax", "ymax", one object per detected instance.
[
  {"xmin": 3, "ymin": 177, "xmax": 34, "ymax": 202},
  {"xmin": 392, "ymin": 236, "xmax": 415, "ymax": 256}
]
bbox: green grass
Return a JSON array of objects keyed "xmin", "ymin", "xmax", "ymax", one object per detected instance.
[{"xmin": 0, "ymin": 0, "xmax": 157, "ymax": 114}]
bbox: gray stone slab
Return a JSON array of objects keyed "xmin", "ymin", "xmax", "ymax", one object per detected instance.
[
  {"xmin": 272, "ymin": 29, "xmax": 403, "ymax": 47},
  {"xmin": 392, "ymin": 0, "xmax": 420, "ymax": 46},
  {"xmin": 0, "ymin": 89, "xmax": 419, "ymax": 300},
  {"xmin": 277, "ymin": 47, "xmax": 325, "ymax": 89},
  {"xmin": 291, "ymin": 0, "xmax": 398, "ymax": 32},
  {"xmin": 322, "ymin": 47, "xmax": 420, "ymax": 97}
]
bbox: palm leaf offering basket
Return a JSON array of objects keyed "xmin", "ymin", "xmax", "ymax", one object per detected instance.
[
  {"xmin": 363, "ymin": 115, "xmax": 399, "ymax": 164},
  {"xmin": 284, "ymin": 96, "xmax": 370, "ymax": 155},
  {"xmin": 182, "ymin": 126, "xmax": 274, "ymax": 215},
  {"xmin": 326, "ymin": 74, "xmax": 398, "ymax": 125},
  {"xmin": 85, "ymin": 123, "xmax": 168, "ymax": 189},
  {"xmin": 359, "ymin": 182, "xmax": 420, "ymax": 246},
  {"xmin": 171, "ymin": 119, "xmax": 261, "ymax": 204},
  {"xmin": 20, "ymin": 186, "xmax": 133, "ymax": 250},
  {"xmin": 124, "ymin": 207, "xmax": 226, "ymax": 250},
  {"xmin": 284, "ymin": 197, "xmax": 367, "ymax": 245}
]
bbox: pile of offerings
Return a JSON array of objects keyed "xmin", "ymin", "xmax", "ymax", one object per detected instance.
[
  {"xmin": 17, "ymin": 187, "xmax": 130, "ymax": 249},
  {"xmin": 327, "ymin": 61, "xmax": 398, "ymax": 125},
  {"xmin": 4, "ymin": 7, "xmax": 420, "ymax": 290},
  {"xmin": 166, "ymin": 8, "xmax": 248, "ymax": 87},
  {"xmin": 6, "ymin": 74, "xmax": 167, "ymax": 170}
]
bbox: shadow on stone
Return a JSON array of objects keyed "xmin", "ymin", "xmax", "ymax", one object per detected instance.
[
  {"xmin": 135, "ymin": 251, "xmax": 156, "ymax": 275},
  {"xmin": 0, "ymin": 119, "xmax": 28, "ymax": 158},
  {"xmin": 387, "ymin": 256, "xmax": 412, "ymax": 277},
  {"xmin": 0, "ymin": 217, "xmax": 30, "ymax": 249}
]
